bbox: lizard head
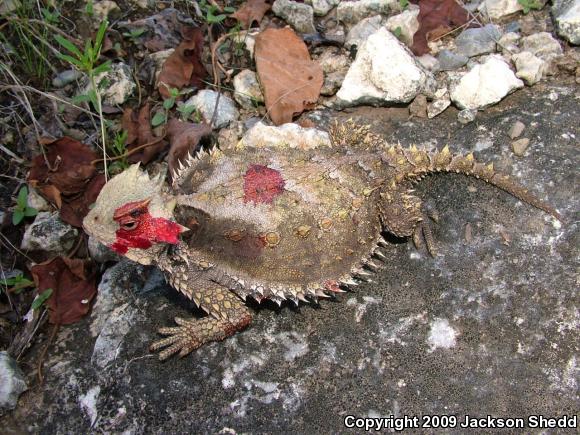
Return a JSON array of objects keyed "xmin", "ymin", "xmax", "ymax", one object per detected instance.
[{"xmin": 83, "ymin": 164, "xmax": 187, "ymax": 265}]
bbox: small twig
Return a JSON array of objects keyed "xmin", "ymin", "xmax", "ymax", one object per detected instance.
[
  {"xmin": 37, "ymin": 322, "xmax": 59, "ymax": 384},
  {"xmin": 0, "ymin": 232, "xmax": 34, "ymax": 263}
]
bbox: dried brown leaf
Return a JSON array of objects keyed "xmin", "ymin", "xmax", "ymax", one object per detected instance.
[
  {"xmin": 410, "ymin": 0, "xmax": 475, "ymax": 56},
  {"xmin": 232, "ymin": 0, "xmax": 272, "ymax": 29},
  {"xmin": 255, "ymin": 27, "xmax": 323, "ymax": 125},
  {"xmin": 157, "ymin": 26, "xmax": 207, "ymax": 99},
  {"xmin": 166, "ymin": 119, "xmax": 212, "ymax": 177},
  {"xmin": 31, "ymin": 257, "xmax": 97, "ymax": 325},
  {"xmin": 122, "ymin": 103, "xmax": 168, "ymax": 165}
]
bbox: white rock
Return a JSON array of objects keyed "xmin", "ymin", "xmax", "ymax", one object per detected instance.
[
  {"xmin": 416, "ymin": 54, "xmax": 440, "ymax": 71},
  {"xmin": 20, "ymin": 212, "xmax": 78, "ymax": 254},
  {"xmin": 521, "ymin": 32, "xmax": 563, "ymax": 59},
  {"xmin": 479, "ymin": 0, "xmax": 523, "ymax": 19},
  {"xmin": 449, "ymin": 55, "xmax": 524, "ymax": 110},
  {"xmin": 233, "ymin": 70, "xmax": 264, "ymax": 109},
  {"xmin": 305, "ymin": 0, "xmax": 340, "ymax": 16},
  {"xmin": 85, "ymin": 62, "xmax": 136, "ymax": 106},
  {"xmin": 337, "ymin": 28, "xmax": 428, "ymax": 106},
  {"xmin": 384, "ymin": 4, "xmax": 420, "ymax": 46},
  {"xmin": 512, "ymin": 51, "xmax": 547, "ymax": 85},
  {"xmin": 92, "ymin": 0, "xmax": 121, "ymax": 24},
  {"xmin": 0, "ymin": 351, "xmax": 27, "ymax": 410},
  {"xmin": 240, "ymin": 122, "xmax": 332, "ymax": 149},
  {"xmin": 26, "ymin": 187, "xmax": 50, "ymax": 212},
  {"xmin": 552, "ymin": 0, "xmax": 580, "ymax": 44},
  {"xmin": 345, "ymin": 15, "xmax": 384, "ymax": 49},
  {"xmin": 458, "ymin": 108, "xmax": 477, "ymax": 124},
  {"xmin": 272, "ymin": 0, "xmax": 316, "ymax": 34},
  {"xmin": 427, "ymin": 88, "xmax": 451, "ymax": 118},
  {"xmin": 498, "ymin": 32, "xmax": 521, "ymax": 54},
  {"xmin": 317, "ymin": 49, "xmax": 351, "ymax": 74},
  {"xmin": 337, "ymin": 0, "xmax": 398, "ymax": 25},
  {"xmin": 186, "ymin": 90, "xmax": 239, "ymax": 129}
]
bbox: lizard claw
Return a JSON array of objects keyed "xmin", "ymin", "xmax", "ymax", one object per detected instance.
[{"xmin": 150, "ymin": 316, "xmax": 230, "ymax": 360}]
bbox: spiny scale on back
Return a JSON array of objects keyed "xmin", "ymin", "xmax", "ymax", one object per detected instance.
[{"xmin": 83, "ymin": 121, "xmax": 561, "ymax": 359}]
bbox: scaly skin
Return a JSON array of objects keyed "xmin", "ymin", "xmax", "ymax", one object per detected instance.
[{"xmin": 83, "ymin": 122, "xmax": 560, "ymax": 360}]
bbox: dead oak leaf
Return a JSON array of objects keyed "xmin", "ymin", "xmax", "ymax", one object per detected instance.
[
  {"xmin": 31, "ymin": 257, "xmax": 97, "ymax": 325},
  {"xmin": 232, "ymin": 0, "xmax": 272, "ymax": 29},
  {"xmin": 122, "ymin": 103, "xmax": 168, "ymax": 165},
  {"xmin": 157, "ymin": 25, "xmax": 207, "ymax": 99},
  {"xmin": 255, "ymin": 27, "xmax": 323, "ymax": 125},
  {"xmin": 166, "ymin": 119, "xmax": 212, "ymax": 178},
  {"xmin": 410, "ymin": 0, "xmax": 475, "ymax": 56}
]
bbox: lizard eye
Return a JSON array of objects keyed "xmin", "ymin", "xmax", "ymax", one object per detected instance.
[{"xmin": 120, "ymin": 220, "xmax": 138, "ymax": 231}]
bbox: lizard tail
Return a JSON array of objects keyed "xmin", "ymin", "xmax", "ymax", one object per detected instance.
[{"xmin": 388, "ymin": 145, "xmax": 561, "ymax": 221}]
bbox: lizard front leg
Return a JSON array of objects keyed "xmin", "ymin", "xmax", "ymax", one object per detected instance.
[{"xmin": 150, "ymin": 286, "xmax": 252, "ymax": 360}]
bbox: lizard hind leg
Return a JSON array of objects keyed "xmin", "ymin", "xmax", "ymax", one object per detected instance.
[{"xmin": 150, "ymin": 285, "xmax": 252, "ymax": 360}]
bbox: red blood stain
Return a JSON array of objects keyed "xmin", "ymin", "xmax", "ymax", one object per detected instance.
[
  {"xmin": 324, "ymin": 280, "xmax": 341, "ymax": 293},
  {"xmin": 243, "ymin": 164, "xmax": 285, "ymax": 204},
  {"xmin": 110, "ymin": 199, "xmax": 184, "ymax": 254}
]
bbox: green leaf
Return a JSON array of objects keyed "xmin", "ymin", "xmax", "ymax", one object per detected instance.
[
  {"xmin": 56, "ymin": 53, "xmax": 85, "ymax": 69},
  {"xmin": 54, "ymin": 35, "xmax": 82, "ymax": 57},
  {"xmin": 93, "ymin": 60, "xmax": 112, "ymax": 76},
  {"xmin": 392, "ymin": 26, "xmax": 403, "ymax": 39},
  {"xmin": 224, "ymin": 6, "xmax": 235, "ymax": 13},
  {"xmin": 24, "ymin": 207, "xmax": 38, "ymax": 217},
  {"xmin": 151, "ymin": 112, "xmax": 166, "ymax": 127},
  {"xmin": 12, "ymin": 210, "xmax": 24, "ymax": 226},
  {"xmin": 17, "ymin": 185, "xmax": 28, "ymax": 208},
  {"xmin": 32, "ymin": 288, "xmax": 53, "ymax": 310},
  {"xmin": 0, "ymin": 277, "xmax": 17, "ymax": 286},
  {"xmin": 163, "ymin": 97, "xmax": 175, "ymax": 110},
  {"xmin": 87, "ymin": 89, "xmax": 99, "ymax": 109},
  {"xmin": 95, "ymin": 20, "xmax": 109, "ymax": 52},
  {"xmin": 72, "ymin": 93, "xmax": 91, "ymax": 104}
]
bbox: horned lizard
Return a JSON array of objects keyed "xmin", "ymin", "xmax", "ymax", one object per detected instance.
[{"xmin": 83, "ymin": 123, "xmax": 560, "ymax": 360}]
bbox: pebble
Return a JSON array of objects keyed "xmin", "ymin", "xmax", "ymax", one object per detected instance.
[
  {"xmin": 409, "ymin": 94, "xmax": 428, "ymax": 118},
  {"xmin": 512, "ymin": 51, "xmax": 547, "ymax": 85},
  {"xmin": 479, "ymin": 0, "xmax": 523, "ymax": 19},
  {"xmin": 511, "ymin": 138, "xmax": 530, "ymax": 156},
  {"xmin": 20, "ymin": 212, "xmax": 78, "ymax": 254},
  {"xmin": 337, "ymin": 0, "xmax": 395, "ymax": 25},
  {"xmin": 436, "ymin": 50, "xmax": 469, "ymax": 71},
  {"xmin": 455, "ymin": 24, "xmax": 502, "ymax": 58},
  {"xmin": 52, "ymin": 69, "xmax": 83, "ymax": 88},
  {"xmin": 272, "ymin": 0, "xmax": 316, "ymax": 34},
  {"xmin": 185, "ymin": 90, "xmax": 239, "ymax": 129},
  {"xmin": 508, "ymin": 120, "xmax": 526, "ymax": 139},
  {"xmin": 384, "ymin": 4, "xmax": 420, "ymax": 46},
  {"xmin": 458, "ymin": 109, "xmax": 477, "ymax": 124},
  {"xmin": 233, "ymin": 70, "xmax": 264, "ymax": 110}
]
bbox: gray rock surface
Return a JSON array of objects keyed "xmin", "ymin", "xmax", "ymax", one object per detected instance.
[
  {"xmin": 20, "ymin": 211, "xmax": 78, "ymax": 254},
  {"xmin": 449, "ymin": 55, "xmax": 524, "ymax": 110},
  {"xmin": 337, "ymin": 28, "xmax": 428, "ymax": 106},
  {"xmin": 552, "ymin": 0, "xmax": 580, "ymax": 44},
  {"xmin": 52, "ymin": 69, "xmax": 83, "ymax": 88},
  {"xmin": 455, "ymin": 24, "xmax": 502, "ymax": 58},
  {"xmin": 86, "ymin": 62, "xmax": 136, "ymax": 106},
  {"xmin": 305, "ymin": 0, "xmax": 339, "ymax": 16},
  {"xmin": 520, "ymin": 32, "xmax": 563, "ymax": 59},
  {"xmin": 0, "ymin": 352, "xmax": 27, "ymax": 410},
  {"xmin": 272, "ymin": 0, "xmax": 316, "ymax": 34},
  {"xmin": 436, "ymin": 50, "xmax": 469, "ymax": 71},
  {"xmin": 344, "ymin": 15, "xmax": 383, "ymax": 49},
  {"xmin": 4, "ymin": 84, "xmax": 579, "ymax": 434},
  {"xmin": 240, "ymin": 122, "xmax": 331, "ymax": 149},
  {"xmin": 185, "ymin": 90, "xmax": 239, "ymax": 129}
]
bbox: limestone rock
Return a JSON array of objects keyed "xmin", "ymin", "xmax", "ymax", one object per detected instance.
[
  {"xmin": 552, "ymin": 0, "xmax": 580, "ymax": 44},
  {"xmin": 185, "ymin": 90, "xmax": 239, "ymax": 129},
  {"xmin": 436, "ymin": 50, "xmax": 469, "ymax": 71},
  {"xmin": 305, "ymin": 0, "xmax": 340, "ymax": 16},
  {"xmin": 384, "ymin": 4, "xmax": 420, "ymax": 46},
  {"xmin": 511, "ymin": 138, "xmax": 531, "ymax": 156},
  {"xmin": 233, "ymin": 70, "xmax": 264, "ymax": 109},
  {"xmin": 20, "ymin": 212, "xmax": 78, "ymax": 254},
  {"xmin": 479, "ymin": 0, "xmax": 523, "ymax": 19},
  {"xmin": 272, "ymin": 0, "xmax": 316, "ymax": 34},
  {"xmin": 92, "ymin": 0, "xmax": 121, "ymax": 25},
  {"xmin": 512, "ymin": 51, "xmax": 547, "ymax": 85},
  {"xmin": 83, "ymin": 62, "xmax": 136, "ymax": 106},
  {"xmin": 449, "ymin": 55, "xmax": 524, "ymax": 110},
  {"xmin": 520, "ymin": 32, "xmax": 563, "ymax": 59},
  {"xmin": 337, "ymin": 0, "xmax": 397, "ymax": 25},
  {"xmin": 337, "ymin": 28, "xmax": 428, "ymax": 106},
  {"xmin": 508, "ymin": 120, "xmax": 526, "ymax": 139},
  {"xmin": 345, "ymin": 15, "xmax": 383, "ymax": 49},
  {"xmin": 240, "ymin": 122, "xmax": 331, "ymax": 149}
]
